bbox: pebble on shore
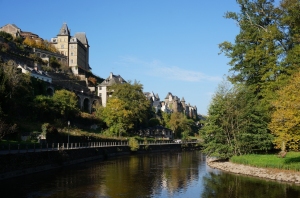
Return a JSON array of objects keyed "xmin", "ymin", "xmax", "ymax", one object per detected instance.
[{"xmin": 206, "ymin": 157, "xmax": 300, "ymax": 184}]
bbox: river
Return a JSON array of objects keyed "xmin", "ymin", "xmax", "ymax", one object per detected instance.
[{"xmin": 1, "ymin": 150, "xmax": 300, "ymax": 198}]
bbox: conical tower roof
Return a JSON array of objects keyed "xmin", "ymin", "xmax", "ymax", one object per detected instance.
[{"xmin": 57, "ymin": 23, "xmax": 70, "ymax": 36}]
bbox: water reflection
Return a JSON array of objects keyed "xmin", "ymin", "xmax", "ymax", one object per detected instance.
[
  {"xmin": 1, "ymin": 151, "xmax": 300, "ymax": 198},
  {"xmin": 201, "ymin": 171, "xmax": 300, "ymax": 198}
]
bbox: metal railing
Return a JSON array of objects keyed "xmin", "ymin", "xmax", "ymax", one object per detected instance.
[{"xmin": 0, "ymin": 140, "xmax": 199, "ymax": 155}]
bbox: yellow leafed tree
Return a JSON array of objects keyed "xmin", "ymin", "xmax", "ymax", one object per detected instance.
[
  {"xmin": 269, "ymin": 71, "xmax": 300, "ymax": 151},
  {"xmin": 23, "ymin": 37, "xmax": 36, "ymax": 48}
]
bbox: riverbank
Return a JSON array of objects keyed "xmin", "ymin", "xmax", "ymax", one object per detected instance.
[
  {"xmin": 207, "ymin": 157, "xmax": 300, "ymax": 184},
  {"xmin": 0, "ymin": 143, "xmax": 200, "ymax": 180}
]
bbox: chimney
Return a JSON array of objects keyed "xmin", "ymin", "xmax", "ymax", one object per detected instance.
[
  {"xmin": 110, "ymin": 72, "xmax": 113, "ymax": 79},
  {"xmin": 34, "ymin": 63, "xmax": 38, "ymax": 71}
]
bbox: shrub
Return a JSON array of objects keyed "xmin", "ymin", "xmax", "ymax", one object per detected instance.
[{"xmin": 129, "ymin": 137, "xmax": 139, "ymax": 151}]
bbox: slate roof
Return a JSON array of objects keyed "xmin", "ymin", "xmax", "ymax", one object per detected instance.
[
  {"xmin": 153, "ymin": 101, "xmax": 161, "ymax": 108},
  {"xmin": 99, "ymin": 72, "xmax": 126, "ymax": 86},
  {"xmin": 165, "ymin": 92, "xmax": 172, "ymax": 99},
  {"xmin": 74, "ymin": 32, "xmax": 88, "ymax": 45},
  {"xmin": 57, "ymin": 23, "xmax": 70, "ymax": 36}
]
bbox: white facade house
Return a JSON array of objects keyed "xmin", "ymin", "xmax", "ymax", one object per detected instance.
[
  {"xmin": 97, "ymin": 72, "xmax": 126, "ymax": 107},
  {"xmin": 144, "ymin": 91, "xmax": 161, "ymax": 113},
  {"xmin": 17, "ymin": 64, "xmax": 52, "ymax": 83}
]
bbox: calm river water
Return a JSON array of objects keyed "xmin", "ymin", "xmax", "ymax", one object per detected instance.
[{"xmin": 2, "ymin": 150, "xmax": 300, "ymax": 198}]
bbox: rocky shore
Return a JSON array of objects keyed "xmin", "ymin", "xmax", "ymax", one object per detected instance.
[{"xmin": 207, "ymin": 157, "xmax": 300, "ymax": 184}]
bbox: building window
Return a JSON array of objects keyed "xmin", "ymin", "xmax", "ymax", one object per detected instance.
[
  {"xmin": 71, "ymin": 59, "xmax": 73, "ymax": 64},
  {"xmin": 99, "ymin": 87, "xmax": 102, "ymax": 90},
  {"xmin": 71, "ymin": 52, "xmax": 73, "ymax": 56},
  {"xmin": 61, "ymin": 45, "xmax": 64, "ymax": 49}
]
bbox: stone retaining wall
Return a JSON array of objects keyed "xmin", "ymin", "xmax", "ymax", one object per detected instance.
[
  {"xmin": 207, "ymin": 158, "xmax": 300, "ymax": 184},
  {"xmin": 0, "ymin": 144, "xmax": 193, "ymax": 180}
]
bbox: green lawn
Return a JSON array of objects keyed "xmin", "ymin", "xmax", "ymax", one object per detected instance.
[{"xmin": 230, "ymin": 152, "xmax": 300, "ymax": 171}]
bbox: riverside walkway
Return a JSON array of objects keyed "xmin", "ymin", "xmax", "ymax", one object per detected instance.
[{"xmin": 0, "ymin": 140, "xmax": 198, "ymax": 155}]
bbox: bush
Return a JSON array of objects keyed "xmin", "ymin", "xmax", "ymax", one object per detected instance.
[
  {"xmin": 0, "ymin": 31, "xmax": 13, "ymax": 41},
  {"xmin": 129, "ymin": 137, "xmax": 139, "ymax": 151}
]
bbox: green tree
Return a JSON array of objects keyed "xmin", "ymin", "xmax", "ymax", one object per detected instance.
[
  {"xmin": 169, "ymin": 112, "xmax": 184, "ymax": 139},
  {"xmin": 148, "ymin": 118, "xmax": 160, "ymax": 127},
  {"xmin": 99, "ymin": 98, "xmax": 133, "ymax": 136},
  {"xmin": 52, "ymin": 89, "xmax": 79, "ymax": 120},
  {"xmin": 49, "ymin": 56, "xmax": 61, "ymax": 70},
  {"xmin": 201, "ymin": 80, "xmax": 273, "ymax": 159},
  {"xmin": 33, "ymin": 95, "xmax": 58, "ymax": 121},
  {"xmin": 109, "ymin": 80, "xmax": 150, "ymax": 131},
  {"xmin": 161, "ymin": 111, "xmax": 171, "ymax": 128},
  {"xmin": 1, "ymin": 63, "xmax": 33, "ymax": 117},
  {"xmin": 0, "ymin": 31, "xmax": 13, "ymax": 41},
  {"xmin": 216, "ymin": 0, "xmax": 300, "ymax": 154}
]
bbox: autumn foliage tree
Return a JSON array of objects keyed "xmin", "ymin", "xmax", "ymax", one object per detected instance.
[
  {"xmin": 269, "ymin": 71, "xmax": 300, "ymax": 151},
  {"xmin": 97, "ymin": 98, "xmax": 133, "ymax": 136}
]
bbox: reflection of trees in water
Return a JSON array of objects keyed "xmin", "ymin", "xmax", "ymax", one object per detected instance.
[
  {"xmin": 99, "ymin": 151, "xmax": 205, "ymax": 197},
  {"xmin": 201, "ymin": 172, "xmax": 300, "ymax": 198},
  {"xmin": 161, "ymin": 151, "xmax": 204, "ymax": 194}
]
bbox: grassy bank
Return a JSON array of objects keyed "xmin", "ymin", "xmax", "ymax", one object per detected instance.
[{"xmin": 230, "ymin": 152, "xmax": 300, "ymax": 171}]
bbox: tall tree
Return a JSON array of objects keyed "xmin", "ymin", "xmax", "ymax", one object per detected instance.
[
  {"xmin": 99, "ymin": 98, "xmax": 133, "ymax": 136},
  {"xmin": 269, "ymin": 70, "xmax": 300, "ymax": 151},
  {"xmin": 52, "ymin": 89, "xmax": 79, "ymax": 120},
  {"xmin": 109, "ymin": 80, "xmax": 150, "ymax": 131},
  {"xmin": 216, "ymin": 0, "xmax": 300, "ymax": 154},
  {"xmin": 201, "ymin": 80, "xmax": 273, "ymax": 159}
]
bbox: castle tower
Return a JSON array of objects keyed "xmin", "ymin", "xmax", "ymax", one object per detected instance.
[
  {"xmin": 181, "ymin": 97, "xmax": 186, "ymax": 115},
  {"xmin": 56, "ymin": 23, "xmax": 70, "ymax": 57}
]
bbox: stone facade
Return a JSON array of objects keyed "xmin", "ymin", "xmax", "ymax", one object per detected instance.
[
  {"xmin": 161, "ymin": 92, "xmax": 197, "ymax": 118},
  {"xmin": 50, "ymin": 23, "xmax": 90, "ymax": 75},
  {"xmin": 0, "ymin": 24, "xmax": 42, "ymax": 41},
  {"xmin": 144, "ymin": 91, "xmax": 161, "ymax": 113}
]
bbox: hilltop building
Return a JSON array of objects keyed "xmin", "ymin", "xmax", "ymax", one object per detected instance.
[
  {"xmin": 144, "ymin": 91, "xmax": 161, "ymax": 113},
  {"xmin": 160, "ymin": 92, "xmax": 197, "ymax": 118},
  {"xmin": 50, "ymin": 23, "xmax": 90, "ymax": 75},
  {"xmin": 0, "ymin": 23, "xmax": 90, "ymax": 76},
  {"xmin": 0, "ymin": 24, "xmax": 42, "ymax": 41},
  {"xmin": 97, "ymin": 72, "xmax": 127, "ymax": 107}
]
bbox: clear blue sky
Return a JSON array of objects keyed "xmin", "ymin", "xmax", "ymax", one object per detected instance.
[{"xmin": 0, "ymin": 0, "xmax": 241, "ymax": 115}]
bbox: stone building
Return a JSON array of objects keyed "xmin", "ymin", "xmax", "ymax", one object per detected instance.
[
  {"xmin": 97, "ymin": 72, "xmax": 127, "ymax": 107},
  {"xmin": 50, "ymin": 23, "xmax": 90, "ymax": 75},
  {"xmin": 161, "ymin": 92, "xmax": 198, "ymax": 118},
  {"xmin": 0, "ymin": 24, "xmax": 41, "ymax": 40},
  {"xmin": 144, "ymin": 91, "xmax": 161, "ymax": 113}
]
